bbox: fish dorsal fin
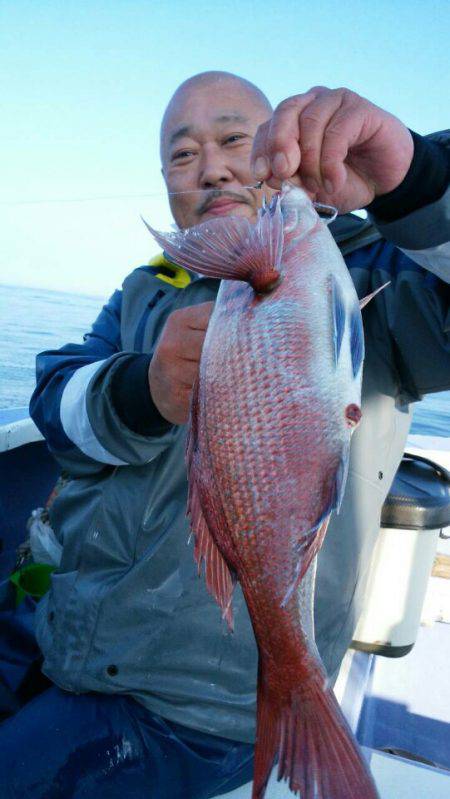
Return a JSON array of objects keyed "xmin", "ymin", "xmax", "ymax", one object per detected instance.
[
  {"xmin": 186, "ymin": 379, "xmax": 236, "ymax": 630},
  {"xmin": 142, "ymin": 196, "xmax": 284, "ymax": 294}
]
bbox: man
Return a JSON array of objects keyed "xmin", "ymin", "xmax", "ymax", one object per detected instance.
[{"xmin": 1, "ymin": 71, "xmax": 449, "ymax": 797}]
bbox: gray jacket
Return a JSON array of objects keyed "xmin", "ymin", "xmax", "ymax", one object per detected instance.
[{"xmin": 33, "ymin": 169, "xmax": 450, "ymax": 743}]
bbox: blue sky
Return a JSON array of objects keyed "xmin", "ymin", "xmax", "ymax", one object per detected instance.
[{"xmin": 1, "ymin": 0, "xmax": 449, "ymax": 297}]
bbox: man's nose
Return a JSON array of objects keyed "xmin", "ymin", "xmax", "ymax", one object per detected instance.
[{"xmin": 199, "ymin": 145, "xmax": 232, "ymax": 188}]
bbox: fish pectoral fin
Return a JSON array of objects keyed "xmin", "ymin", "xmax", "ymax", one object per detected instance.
[
  {"xmin": 281, "ymin": 516, "xmax": 330, "ymax": 608},
  {"xmin": 142, "ymin": 197, "xmax": 284, "ymax": 293},
  {"xmin": 187, "ymin": 476, "xmax": 236, "ymax": 631}
]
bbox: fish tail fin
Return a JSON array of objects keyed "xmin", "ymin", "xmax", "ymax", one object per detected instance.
[
  {"xmin": 142, "ymin": 196, "xmax": 284, "ymax": 293},
  {"xmin": 253, "ymin": 659, "xmax": 380, "ymax": 799}
]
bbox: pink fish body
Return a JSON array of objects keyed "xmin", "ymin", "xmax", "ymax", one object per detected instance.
[{"xmin": 147, "ymin": 184, "xmax": 380, "ymax": 799}]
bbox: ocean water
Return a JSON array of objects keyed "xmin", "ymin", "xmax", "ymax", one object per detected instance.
[
  {"xmin": 1, "ymin": 283, "xmax": 106, "ymax": 410},
  {"xmin": 0, "ymin": 283, "xmax": 449, "ymax": 437}
]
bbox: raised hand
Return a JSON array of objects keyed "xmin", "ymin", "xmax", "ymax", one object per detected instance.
[{"xmin": 251, "ymin": 87, "xmax": 414, "ymax": 213}]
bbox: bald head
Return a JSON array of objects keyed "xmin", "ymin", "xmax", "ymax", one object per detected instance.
[
  {"xmin": 159, "ymin": 71, "xmax": 274, "ymax": 229},
  {"xmin": 160, "ymin": 71, "xmax": 272, "ymax": 164}
]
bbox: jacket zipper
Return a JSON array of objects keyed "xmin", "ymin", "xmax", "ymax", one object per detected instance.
[{"xmin": 134, "ymin": 289, "xmax": 166, "ymax": 351}]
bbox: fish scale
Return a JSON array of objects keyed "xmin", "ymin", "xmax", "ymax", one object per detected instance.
[{"xmin": 146, "ymin": 183, "xmax": 380, "ymax": 799}]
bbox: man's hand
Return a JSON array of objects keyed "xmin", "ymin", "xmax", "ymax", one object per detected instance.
[
  {"xmin": 251, "ymin": 87, "xmax": 414, "ymax": 214},
  {"xmin": 148, "ymin": 302, "xmax": 214, "ymax": 425}
]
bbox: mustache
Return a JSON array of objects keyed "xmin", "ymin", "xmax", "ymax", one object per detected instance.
[{"xmin": 197, "ymin": 189, "xmax": 250, "ymax": 215}]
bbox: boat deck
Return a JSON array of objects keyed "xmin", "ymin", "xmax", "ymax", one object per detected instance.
[
  {"xmin": 1, "ymin": 410, "xmax": 449, "ymax": 797},
  {"xmin": 216, "ymin": 747, "xmax": 450, "ymax": 798}
]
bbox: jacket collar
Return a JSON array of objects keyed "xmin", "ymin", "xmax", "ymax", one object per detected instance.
[{"xmin": 329, "ymin": 213, "xmax": 382, "ymax": 255}]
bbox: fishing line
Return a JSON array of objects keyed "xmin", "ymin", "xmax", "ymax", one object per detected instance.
[
  {"xmin": 0, "ymin": 181, "xmax": 336, "ymax": 219},
  {"xmin": 0, "ymin": 183, "xmax": 264, "ymax": 207},
  {"xmin": 168, "ymin": 182, "xmax": 264, "ymax": 195}
]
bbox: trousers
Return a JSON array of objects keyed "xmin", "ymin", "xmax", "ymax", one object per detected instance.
[{"xmin": 0, "ymin": 685, "xmax": 254, "ymax": 798}]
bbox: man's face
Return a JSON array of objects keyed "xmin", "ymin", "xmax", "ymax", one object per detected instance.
[{"xmin": 161, "ymin": 80, "xmax": 273, "ymax": 229}]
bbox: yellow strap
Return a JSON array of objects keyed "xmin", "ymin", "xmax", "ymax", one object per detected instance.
[{"xmin": 148, "ymin": 253, "xmax": 191, "ymax": 289}]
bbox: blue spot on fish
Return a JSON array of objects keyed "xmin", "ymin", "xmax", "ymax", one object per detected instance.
[
  {"xmin": 331, "ymin": 275, "xmax": 345, "ymax": 367},
  {"xmin": 349, "ymin": 303, "xmax": 364, "ymax": 377}
]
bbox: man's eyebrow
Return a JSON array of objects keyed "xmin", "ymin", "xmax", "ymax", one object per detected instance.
[
  {"xmin": 214, "ymin": 114, "xmax": 248, "ymax": 124},
  {"xmin": 168, "ymin": 114, "xmax": 249, "ymax": 147},
  {"xmin": 169, "ymin": 125, "xmax": 193, "ymax": 146}
]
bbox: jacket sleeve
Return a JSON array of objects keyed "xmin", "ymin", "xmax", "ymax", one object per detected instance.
[
  {"xmin": 29, "ymin": 287, "xmax": 179, "ymax": 475},
  {"xmin": 354, "ymin": 131, "xmax": 450, "ymax": 402},
  {"xmin": 345, "ymin": 230, "xmax": 450, "ymax": 403},
  {"xmin": 372, "ymin": 184, "xmax": 450, "ymax": 285},
  {"xmin": 368, "ymin": 130, "xmax": 450, "ymax": 283}
]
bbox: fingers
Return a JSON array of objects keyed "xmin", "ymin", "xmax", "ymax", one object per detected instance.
[
  {"xmin": 296, "ymin": 90, "xmax": 344, "ymax": 193},
  {"xmin": 185, "ymin": 301, "xmax": 215, "ymax": 330},
  {"xmin": 154, "ymin": 320, "xmax": 204, "ymax": 376},
  {"xmin": 164, "ymin": 303, "xmax": 213, "ymax": 360},
  {"xmin": 318, "ymin": 105, "xmax": 367, "ymax": 195},
  {"xmin": 251, "ymin": 120, "xmax": 271, "ymax": 182},
  {"xmin": 174, "ymin": 359, "xmax": 199, "ymax": 390},
  {"xmin": 251, "ymin": 87, "xmax": 372, "ymax": 199},
  {"xmin": 177, "ymin": 328, "xmax": 207, "ymax": 362},
  {"xmin": 148, "ymin": 302, "xmax": 214, "ymax": 425},
  {"xmin": 252, "ymin": 96, "xmax": 306, "ymax": 183}
]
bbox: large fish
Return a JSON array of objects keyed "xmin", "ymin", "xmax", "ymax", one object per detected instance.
[{"xmin": 146, "ymin": 184, "xmax": 381, "ymax": 799}]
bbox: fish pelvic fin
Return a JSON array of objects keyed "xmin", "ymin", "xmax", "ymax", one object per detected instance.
[
  {"xmin": 186, "ymin": 378, "xmax": 236, "ymax": 630},
  {"xmin": 142, "ymin": 195, "xmax": 284, "ymax": 294},
  {"xmin": 253, "ymin": 661, "xmax": 380, "ymax": 799},
  {"xmin": 359, "ymin": 280, "xmax": 391, "ymax": 309}
]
